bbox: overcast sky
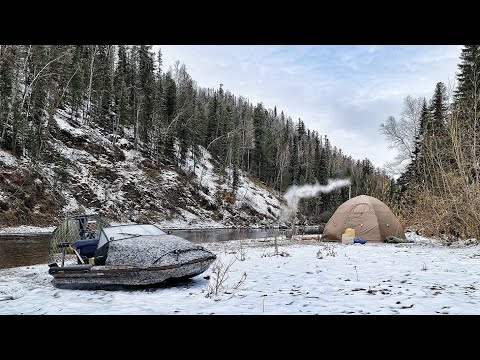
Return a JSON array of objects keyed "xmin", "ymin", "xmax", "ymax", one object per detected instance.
[{"xmin": 154, "ymin": 45, "xmax": 462, "ymax": 170}]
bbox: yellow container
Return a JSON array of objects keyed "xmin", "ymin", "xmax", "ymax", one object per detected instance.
[
  {"xmin": 342, "ymin": 234, "xmax": 354, "ymax": 245},
  {"xmin": 345, "ymin": 228, "xmax": 355, "ymax": 237},
  {"xmin": 88, "ymin": 257, "xmax": 95, "ymax": 265}
]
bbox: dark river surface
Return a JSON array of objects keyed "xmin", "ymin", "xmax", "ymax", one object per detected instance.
[{"xmin": 0, "ymin": 228, "xmax": 283, "ymax": 269}]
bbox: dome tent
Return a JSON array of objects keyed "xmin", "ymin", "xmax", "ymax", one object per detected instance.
[{"xmin": 322, "ymin": 195, "xmax": 405, "ymax": 243}]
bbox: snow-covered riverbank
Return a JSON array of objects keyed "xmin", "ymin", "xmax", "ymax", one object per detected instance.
[
  {"xmin": 0, "ymin": 225, "xmax": 56, "ymax": 235},
  {"xmin": 0, "ymin": 219, "xmax": 245, "ymax": 235}
]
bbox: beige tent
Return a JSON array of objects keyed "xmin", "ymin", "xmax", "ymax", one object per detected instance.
[{"xmin": 322, "ymin": 195, "xmax": 405, "ymax": 243}]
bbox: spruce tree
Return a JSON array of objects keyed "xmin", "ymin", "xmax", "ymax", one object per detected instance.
[
  {"xmin": 318, "ymin": 136, "xmax": 330, "ymax": 185},
  {"xmin": 68, "ymin": 45, "xmax": 86, "ymax": 115},
  {"xmin": 289, "ymin": 133, "xmax": 299, "ymax": 185},
  {"xmin": 25, "ymin": 45, "xmax": 50, "ymax": 157},
  {"xmin": 398, "ymin": 99, "xmax": 429, "ymax": 196},
  {"xmin": 313, "ymin": 136, "xmax": 321, "ymax": 181},
  {"xmin": 430, "ymin": 82, "xmax": 448, "ymax": 136},
  {"xmin": 455, "ymin": 45, "xmax": 480, "ymax": 103},
  {"xmin": 114, "ymin": 45, "xmax": 130, "ymax": 130},
  {"xmin": 162, "ymin": 71, "xmax": 177, "ymax": 162},
  {"xmin": 252, "ymin": 103, "xmax": 265, "ymax": 179},
  {"xmin": 205, "ymin": 93, "xmax": 218, "ymax": 149},
  {"xmin": 0, "ymin": 45, "xmax": 18, "ymax": 148},
  {"xmin": 412, "ymin": 99, "xmax": 429, "ymax": 179},
  {"xmin": 232, "ymin": 131, "xmax": 241, "ymax": 192},
  {"xmin": 138, "ymin": 45, "xmax": 155, "ymax": 147}
]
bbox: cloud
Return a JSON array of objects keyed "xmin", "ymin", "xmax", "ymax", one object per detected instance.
[{"xmin": 155, "ymin": 45, "xmax": 462, "ymax": 170}]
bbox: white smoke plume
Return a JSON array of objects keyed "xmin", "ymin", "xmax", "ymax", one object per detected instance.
[{"xmin": 279, "ymin": 178, "xmax": 351, "ymax": 222}]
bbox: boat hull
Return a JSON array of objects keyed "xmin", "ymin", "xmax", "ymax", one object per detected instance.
[{"xmin": 49, "ymin": 256, "xmax": 215, "ymax": 290}]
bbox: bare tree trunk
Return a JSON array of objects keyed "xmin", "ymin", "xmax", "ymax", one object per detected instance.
[
  {"xmin": 134, "ymin": 92, "xmax": 141, "ymax": 151},
  {"xmin": 20, "ymin": 50, "xmax": 68, "ymax": 112},
  {"xmin": 2, "ymin": 45, "xmax": 30, "ymax": 142},
  {"xmin": 473, "ymin": 75, "xmax": 479, "ymax": 185},
  {"xmin": 192, "ymin": 143, "xmax": 196, "ymax": 173},
  {"xmin": 85, "ymin": 45, "xmax": 97, "ymax": 125}
]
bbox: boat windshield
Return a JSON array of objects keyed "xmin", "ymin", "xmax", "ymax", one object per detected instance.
[{"xmin": 98, "ymin": 224, "xmax": 166, "ymax": 247}]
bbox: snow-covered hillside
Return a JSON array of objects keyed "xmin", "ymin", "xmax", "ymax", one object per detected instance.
[{"xmin": 0, "ymin": 108, "xmax": 281, "ymax": 228}]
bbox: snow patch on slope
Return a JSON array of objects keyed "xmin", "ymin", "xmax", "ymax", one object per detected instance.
[
  {"xmin": 0, "ymin": 149, "xmax": 18, "ymax": 167},
  {"xmin": 179, "ymin": 147, "xmax": 281, "ymax": 227},
  {"xmin": 54, "ymin": 113, "xmax": 85, "ymax": 137}
]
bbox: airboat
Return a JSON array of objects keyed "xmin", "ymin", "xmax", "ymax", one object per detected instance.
[{"xmin": 48, "ymin": 214, "xmax": 216, "ymax": 289}]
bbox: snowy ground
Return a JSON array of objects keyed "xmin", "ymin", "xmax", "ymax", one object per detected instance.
[
  {"xmin": 0, "ymin": 219, "xmax": 230, "ymax": 235},
  {"xmin": 1, "ymin": 233, "xmax": 479, "ymax": 314},
  {"xmin": 0, "ymin": 225, "xmax": 56, "ymax": 235}
]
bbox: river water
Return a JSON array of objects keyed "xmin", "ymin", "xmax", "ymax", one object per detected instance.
[
  {"xmin": 0, "ymin": 228, "xmax": 283, "ymax": 269},
  {"xmin": 0, "ymin": 233, "xmax": 52, "ymax": 270}
]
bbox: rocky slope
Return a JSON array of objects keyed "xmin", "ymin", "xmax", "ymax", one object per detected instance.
[{"xmin": 0, "ymin": 108, "xmax": 282, "ymax": 229}]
